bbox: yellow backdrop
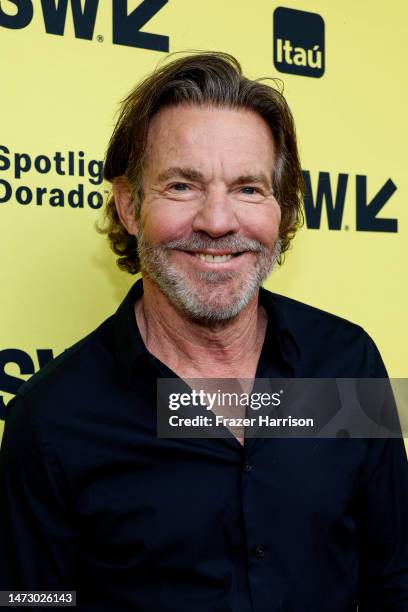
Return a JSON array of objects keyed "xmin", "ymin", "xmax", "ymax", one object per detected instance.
[{"xmin": 0, "ymin": 1, "xmax": 406, "ymax": 445}]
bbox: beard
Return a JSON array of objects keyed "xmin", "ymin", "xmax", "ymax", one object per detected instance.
[{"xmin": 136, "ymin": 228, "xmax": 281, "ymax": 323}]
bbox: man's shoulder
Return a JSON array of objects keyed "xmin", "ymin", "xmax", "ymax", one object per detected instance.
[
  {"xmin": 15, "ymin": 314, "xmax": 115, "ymax": 406},
  {"xmin": 264, "ymin": 289, "xmax": 387, "ymax": 377},
  {"xmin": 268, "ymin": 290, "xmax": 364, "ymax": 335}
]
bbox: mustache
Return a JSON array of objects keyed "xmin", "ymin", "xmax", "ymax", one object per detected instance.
[{"xmin": 158, "ymin": 232, "xmax": 266, "ymax": 253}]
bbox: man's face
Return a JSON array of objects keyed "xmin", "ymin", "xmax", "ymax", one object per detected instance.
[{"xmin": 136, "ymin": 104, "xmax": 281, "ymax": 322}]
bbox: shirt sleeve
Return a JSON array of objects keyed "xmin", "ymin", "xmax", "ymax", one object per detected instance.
[
  {"xmin": 0, "ymin": 393, "xmax": 79, "ymax": 590},
  {"xmin": 357, "ymin": 334, "xmax": 408, "ymax": 610}
]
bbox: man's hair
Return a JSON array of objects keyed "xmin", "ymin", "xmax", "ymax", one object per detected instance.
[{"xmin": 99, "ymin": 51, "xmax": 305, "ymax": 274}]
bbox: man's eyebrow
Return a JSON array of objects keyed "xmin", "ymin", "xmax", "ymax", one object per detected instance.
[
  {"xmin": 233, "ymin": 173, "xmax": 272, "ymax": 190},
  {"xmin": 156, "ymin": 167, "xmax": 273, "ymax": 190},
  {"xmin": 156, "ymin": 167, "xmax": 204, "ymax": 183}
]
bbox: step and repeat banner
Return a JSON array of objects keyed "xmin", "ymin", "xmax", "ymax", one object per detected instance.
[{"xmin": 0, "ymin": 0, "xmax": 406, "ymax": 440}]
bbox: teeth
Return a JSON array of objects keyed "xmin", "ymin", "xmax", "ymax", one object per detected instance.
[{"xmin": 194, "ymin": 253, "xmax": 233, "ymax": 263}]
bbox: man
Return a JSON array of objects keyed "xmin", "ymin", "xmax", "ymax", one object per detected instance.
[{"xmin": 0, "ymin": 52, "xmax": 407, "ymax": 611}]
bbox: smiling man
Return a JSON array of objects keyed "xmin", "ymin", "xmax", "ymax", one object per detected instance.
[
  {"xmin": 115, "ymin": 103, "xmax": 282, "ymax": 386},
  {"xmin": 0, "ymin": 52, "xmax": 407, "ymax": 611},
  {"xmin": 126, "ymin": 104, "xmax": 281, "ymax": 323}
]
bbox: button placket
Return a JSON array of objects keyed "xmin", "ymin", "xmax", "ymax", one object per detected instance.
[{"xmin": 254, "ymin": 545, "xmax": 265, "ymax": 559}]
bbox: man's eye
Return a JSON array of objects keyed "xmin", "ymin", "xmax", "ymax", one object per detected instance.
[
  {"xmin": 170, "ymin": 183, "xmax": 189, "ymax": 191},
  {"xmin": 240, "ymin": 186, "xmax": 259, "ymax": 195}
]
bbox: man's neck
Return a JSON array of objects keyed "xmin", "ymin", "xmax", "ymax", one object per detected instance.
[{"xmin": 135, "ymin": 277, "xmax": 268, "ymax": 379}]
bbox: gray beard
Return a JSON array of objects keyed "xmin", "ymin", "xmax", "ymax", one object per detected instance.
[{"xmin": 136, "ymin": 229, "xmax": 281, "ymax": 323}]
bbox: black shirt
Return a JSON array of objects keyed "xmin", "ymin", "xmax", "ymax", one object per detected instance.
[{"xmin": 0, "ymin": 279, "xmax": 407, "ymax": 611}]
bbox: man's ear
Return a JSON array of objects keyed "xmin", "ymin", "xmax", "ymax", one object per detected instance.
[{"xmin": 112, "ymin": 177, "xmax": 139, "ymax": 236}]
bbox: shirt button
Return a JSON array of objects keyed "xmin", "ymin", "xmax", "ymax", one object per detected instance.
[
  {"xmin": 244, "ymin": 463, "xmax": 253, "ymax": 472},
  {"xmin": 255, "ymin": 545, "xmax": 265, "ymax": 559}
]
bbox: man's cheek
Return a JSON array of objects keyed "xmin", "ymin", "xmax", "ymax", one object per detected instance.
[
  {"xmin": 240, "ymin": 219, "xmax": 279, "ymax": 249},
  {"xmin": 141, "ymin": 208, "xmax": 193, "ymax": 245}
]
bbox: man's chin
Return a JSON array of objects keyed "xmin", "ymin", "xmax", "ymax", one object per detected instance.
[
  {"xmin": 140, "ymin": 260, "xmax": 266, "ymax": 322},
  {"xmin": 177, "ymin": 302, "xmax": 245, "ymax": 324},
  {"xmin": 165, "ymin": 283, "xmax": 259, "ymax": 324}
]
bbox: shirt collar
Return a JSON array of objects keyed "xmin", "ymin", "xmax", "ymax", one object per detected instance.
[
  {"xmin": 112, "ymin": 278, "xmax": 146, "ymax": 382},
  {"xmin": 113, "ymin": 278, "xmax": 301, "ymax": 385},
  {"xmin": 259, "ymin": 286, "xmax": 301, "ymax": 374}
]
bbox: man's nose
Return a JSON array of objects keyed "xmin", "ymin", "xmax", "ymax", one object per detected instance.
[{"xmin": 191, "ymin": 188, "xmax": 240, "ymax": 237}]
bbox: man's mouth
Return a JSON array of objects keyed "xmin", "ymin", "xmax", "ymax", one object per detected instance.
[{"xmin": 192, "ymin": 253, "xmax": 241, "ymax": 263}]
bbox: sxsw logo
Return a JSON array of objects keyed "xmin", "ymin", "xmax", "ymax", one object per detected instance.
[
  {"xmin": 273, "ymin": 6, "xmax": 324, "ymax": 78},
  {"xmin": 303, "ymin": 172, "xmax": 397, "ymax": 232},
  {"xmin": 0, "ymin": 348, "xmax": 55, "ymax": 420},
  {"xmin": 0, "ymin": 0, "xmax": 169, "ymax": 52}
]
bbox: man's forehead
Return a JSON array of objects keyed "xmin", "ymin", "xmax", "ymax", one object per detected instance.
[
  {"xmin": 144, "ymin": 105, "xmax": 276, "ymax": 184},
  {"xmin": 146, "ymin": 104, "xmax": 276, "ymax": 147}
]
